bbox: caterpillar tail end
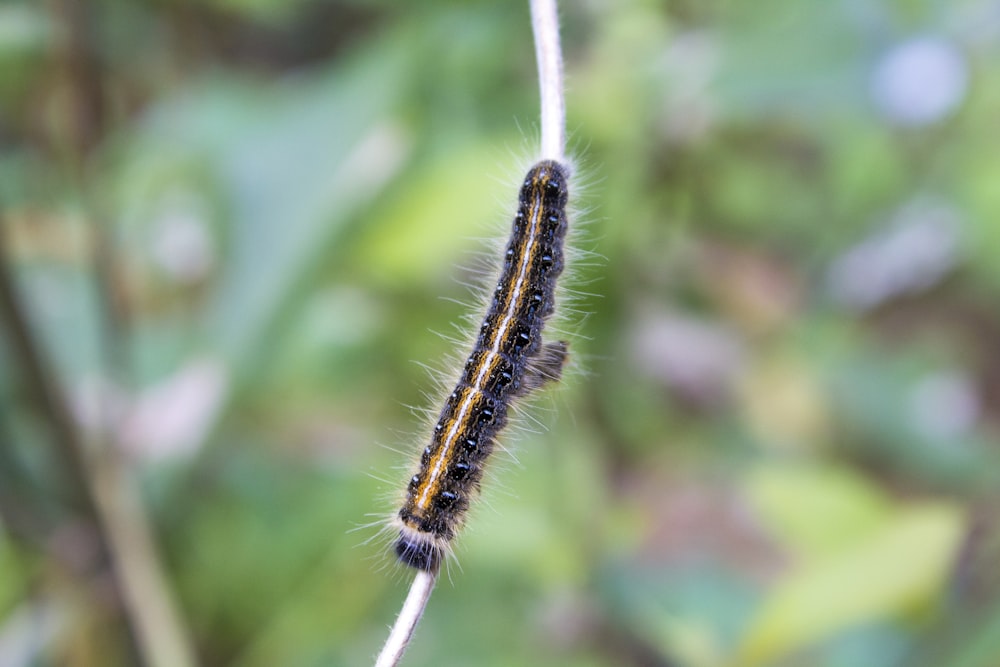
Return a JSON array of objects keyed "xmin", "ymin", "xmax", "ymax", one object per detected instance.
[{"xmin": 394, "ymin": 531, "xmax": 444, "ymax": 573}]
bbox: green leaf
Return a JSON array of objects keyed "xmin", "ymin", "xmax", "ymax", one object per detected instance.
[
  {"xmin": 738, "ymin": 503, "xmax": 965, "ymax": 666},
  {"xmin": 352, "ymin": 141, "xmax": 522, "ymax": 287},
  {"xmin": 745, "ymin": 464, "xmax": 892, "ymax": 561}
]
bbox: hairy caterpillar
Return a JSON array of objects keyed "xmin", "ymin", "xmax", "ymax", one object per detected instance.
[{"xmin": 392, "ymin": 159, "xmax": 572, "ymax": 572}]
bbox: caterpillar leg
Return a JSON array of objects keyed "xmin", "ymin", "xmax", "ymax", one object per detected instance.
[{"xmin": 521, "ymin": 340, "xmax": 569, "ymax": 394}]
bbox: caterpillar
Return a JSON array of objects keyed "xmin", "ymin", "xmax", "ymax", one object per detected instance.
[{"xmin": 392, "ymin": 158, "xmax": 572, "ymax": 572}]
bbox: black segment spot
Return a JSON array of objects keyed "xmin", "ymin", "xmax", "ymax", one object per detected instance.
[
  {"xmin": 514, "ymin": 210, "xmax": 527, "ymax": 230},
  {"xmin": 513, "ymin": 329, "xmax": 531, "ymax": 352},
  {"xmin": 465, "ymin": 356, "xmax": 475, "ymax": 371},
  {"xmin": 450, "ymin": 462, "xmax": 472, "ymax": 481},
  {"xmin": 435, "ymin": 491, "xmax": 459, "ymax": 510},
  {"xmin": 526, "ymin": 291, "xmax": 544, "ymax": 316},
  {"xmin": 485, "ymin": 367, "xmax": 516, "ymax": 399}
]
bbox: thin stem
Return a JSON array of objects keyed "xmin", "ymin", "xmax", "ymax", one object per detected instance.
[
  {"xmin": 63, "ymin": 0, "xmax": 201, "ymax": 657},
  {"xmin": 0, "ymin": 3, "xmax": 201, "ymax": 664},
  {"xmin": 531, "ymin": 0, "xmax": 566, "ymax": 161},
  {"xmin": 0, "ymin": 216, "xmax": 145, "ymax": 665},
  {"xmin": 374, "ymin": 570, "xmax": 438, "ymax": 667},
  {"xmin": 92, "ymin": 452, "xmax": 199, "ymax": 667}
]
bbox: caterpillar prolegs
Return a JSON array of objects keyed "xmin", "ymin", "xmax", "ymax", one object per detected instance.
[{"xmin": 392, "ymin": 159, "xmax": 572, "ymax": 572}]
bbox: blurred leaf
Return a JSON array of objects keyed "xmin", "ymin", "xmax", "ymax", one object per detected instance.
[
  {"xmin": 13, "ymin": 261, "xmax": 104, "ymax": 383},
  {"xmin": 353, "ymin": 141, "xmax": 521, "ymax": 287},
  {"xmin": 113, "ymin": 36, "xmax": 416, "ymax": 383},
  {"xmin": 745, "ymin": 464, "xmax": 891, "ymax": 561},
  {"xmin": 715, "ymin": 0, "xmax": 870, "ymax": 120},
  {"xmin": 946, "ymin": 605, "xmax": 1000, "ymax": 667},
  {"xmin": 599, "ymin": 563, "xmax": 759, "ymax": 667},
  {"xmin": 738, "ymin": 355, "xmax": 830, "ymax": 453},
  {"xmin": 206, "ymin": 0, "xmax": 308, "ymax": 23},
  {"xmin": 738, "ymin": 502, "xmax": 965, "ymax": 666},
  {"xmin": 831, "ymin": 355, "xmax": 1000, "ymax": 491},
  {"xmin": 0, "ymin": 5, "xmax": 50, "ymax": 52}
]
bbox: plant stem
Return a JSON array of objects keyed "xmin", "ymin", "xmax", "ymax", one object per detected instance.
[{"xmin": 374, "ymin": 570, "xmax": 438, "ymax": 667}]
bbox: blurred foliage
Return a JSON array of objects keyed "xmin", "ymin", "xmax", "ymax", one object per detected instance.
[{"xmin": 2, "ymin": 0, "xmax": 1000, "ymax": 665}]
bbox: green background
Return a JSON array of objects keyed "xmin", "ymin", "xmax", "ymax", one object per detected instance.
[{"xmin": 2, "ymin": 0, "xmax": 999, "ymax": 665}]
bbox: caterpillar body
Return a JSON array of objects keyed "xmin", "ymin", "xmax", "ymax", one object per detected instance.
[{"xmin": 393, "ymin": 159, "xmax": 572, "ymax": 572}]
